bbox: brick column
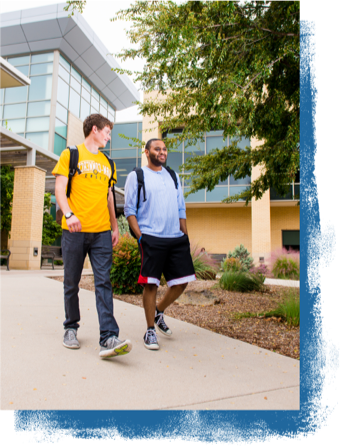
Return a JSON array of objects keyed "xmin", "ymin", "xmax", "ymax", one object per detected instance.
[
  {"xmin": 8, "ymin": 166, "xmax": 46, "ymax": 270},
  {"xmin": 142, "ymin": 91, "xmax": 163, "ymax": 167},
  {"xmin": 251, "ymin": 138, "xmax": 271, "ymax": 265}
]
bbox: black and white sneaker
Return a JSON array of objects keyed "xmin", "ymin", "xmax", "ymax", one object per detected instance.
[
  {"xmin": 143, "ymin": 328, "xmax": 159, "ymax": 350},
  {"xmin": 155, "ymin": 311, "xmax": 172, "ymax": 336}
]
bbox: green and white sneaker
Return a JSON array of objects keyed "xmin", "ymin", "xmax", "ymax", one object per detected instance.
[
  {"xmin": 63, "ymin": 328, "xmax": 80, "ymax": 349},
  {"xmin": 99, "ymin": 336, "xmax": 132, "ymax": 359}
]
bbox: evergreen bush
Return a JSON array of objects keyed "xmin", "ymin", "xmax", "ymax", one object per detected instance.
[
  {"xmin": 110, "ymin": 233, "xmax": 143, "ymax": 295},
  {"xmin": 227, "ymin": 244, "xmax": 254, "ymax": 271},
  {"xmin": 42, "ymin": 194, "xmax": 62, "ymax": 246},
  {"xmin": 117, "ymin": 215, "xmax": 130, "ymax": 236}
]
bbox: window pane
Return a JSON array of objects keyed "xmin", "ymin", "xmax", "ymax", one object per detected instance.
[
  {"xmin": 294, "ymin": 184, "xmax": 300, "ymax": 200},
  {"xmin": 0, "ymin": 106, "xmax": 2, "ymax": 120},
  {"xmin": 270, "ymin": 186, "xmax": 293, "ymax": 200},
  {"xmin": 80, "ymin": 98, "xmax": 90, "ymax": 121},
  {"xmin": 229, "ymin": 186, "xmax": 250, "ymax": 200},
  {"xmin": 70, "ymin": 76, "xmax": 81, "ymax": 93},
  {"xmin": 184, "ymin": 139, "xmax": 205, "ymax": 162},
  {"xmin": 7, "ymin": 55, "xmax": 30, "ymax": 66},
  {"xmin": 92, "ymin": 89, "xmax": 99, "ymax": 101},
  {"xmin": 31, "ymin": 53, "xmax": 54, "ymax": 64},
  {"xmin": 26, "ymin": 116, "xmax": 50, "ymax": 132},
  {"xmin": 59, "ymin": 54, "xmax": 70, "ymax": 71},
  {"xmin": 4, "ymin": 86, "xmax": 28, "ymax": 103},
  {"xmin": 55, "ymin": 118, "xmax": 67, "ymax": 138},
  {"xmin": 91, "ymin": 106, "xmax": 98, "ymax": 114},
  {"xmin": 3, "ymin": 103, "xmax": 26, "ymax": 119},
  {"xmin": 29, "ymin": 75, "xmax": 52, "ymax": 101},
  {"xmin": 82, "ymin": 77, "xmax": 91, "ymax": 91},
  {"xmin": 81, "ymin": 86, "xmax": 91, "ymax": 102},
  {"xmin": 27, "ymin": 101, "xmax": 51, "ymax": 117},
  {"xmin": 230, "ymin": 136, "xmax": 250, "ymax": 150},
  {"xmin": 230, "ymin": 174, "xmax": 251, "ymax": 185},
  {"xmin": 26, "ymin": 132, "xmax": 49, "ymax": 150},
  {"xmin": 100, "ymin": 96, "xmax": 108, "ymax": 108},
  {"xmin": 111, "ymin": 123, "xmax": 137, "ymax": 148},
  {"xmin": 16, "ymin": 65, "xmax": 29, "ymax": 76},
  {"xmin": 69, "ymin": 89, "xmax": 80, "ymax": 118},
  {"xmin": 108, "ymin": 112, "xmax": 115, "ymax": 122},
  {"xmin": 54, "ymin": 133, "xmax": 67, "ymax": 156},
  {"xmin": 91, "ymin": 97, "xmax": 99, "ymax": 111},
  {"xmin": 206, "ymin": 186, "xmax": 229, "ymax": 202},
  {"xmin": 71, "ymin": 66, "xmax": 82, "ymax": 83},
  {"xmin": 166, "ymin": 151, "xmax": 182, "ymax": 173},
  {"xmin": 59, "ymin": 64, "xmax": 70, "ymax": 83},
  {"xmin": 30, "ymin": 63, "xmax": 53, "ymax": 76},
  {"xmin": 111, "ymin": 149, "xmax": 137, "ymax": 158},
  {"xmin": 2, "ymin": 119, "xmax": 25, "ymax": 133},
  {"xmin": 0, "ymin": 89, "xmax": 4, "ymax": 104},
  {"xmin": 115, "ymin": 158, "xmax": 138, "ymax": 188},
  {"xmin": 206, "ymin": 136, "xmax": 227, "ymax": 153},
  {"xmin": 57, "ymin": 77, "xmax": 69, "ymax": 108},
  {"xmin": 100, "ymin": 104, "xmax": 107, "ymax": 116},
  {"xmin": 206, "ymin": 129, "xmax": 223, "ymax": 136},
  {"xmin": 108, "ymin": 105, "xmax": 115, "ymax": 115},
  {"xmin": 56, "ymin": 102, "xmax": 68, "ymax": 123},
  {"xmin": 184, "ymin": 187, "xmax": 205, "ymax": 203}
]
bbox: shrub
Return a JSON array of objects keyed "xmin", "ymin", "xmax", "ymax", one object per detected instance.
[
  {"xmin": 110, "ymin": 233, "xmax": 143, "ymax": 294},
  {"xmin": 190, "ymin": 243, "xmax": 219, "ymax": 280},
  {"xmin": 222, "ymin": 257, "xmax": 243, "ymax": 273},
  {"xmin": 117, "ymin": 215, "xmax": 130, "ymax": 236},
  {"xmin": 219, "ymin": 270, "xmax": 264, "ymax": 292},
  {"xmin": 227, "ymin": 244, "xmax": 254, "ymax": 271},
  {"xmin": 249, "ymin": 263, "xmax": 269, "ymax": 281},
  {"xmin": 270, "ymin": 248, "xmax": 300, "ymax": 280},
  {"xmin": 263, "ymin": 289, "xmax": 300, "ymax": 326},
  {"xmin": 42, "ymin": 194, "xmax": 62, "ymax": 246}
]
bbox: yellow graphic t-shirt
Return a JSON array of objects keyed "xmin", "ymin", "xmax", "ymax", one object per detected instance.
[{"xmin": 52, "ymin": 143, "xmax": 117, "ymax": 233}]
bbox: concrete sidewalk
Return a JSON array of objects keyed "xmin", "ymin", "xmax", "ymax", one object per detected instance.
[{"xmin": 1, "ymin": 269, "xmax": 299, "ymax": 410}]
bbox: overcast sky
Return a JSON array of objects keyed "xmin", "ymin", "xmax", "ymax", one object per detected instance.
[{"xmin": 0, "ymin": 0, "xmax": 144, "ymax": 122}]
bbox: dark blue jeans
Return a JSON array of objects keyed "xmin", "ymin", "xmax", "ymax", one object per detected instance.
[{"xmin": 62, "ymin": 230, "xmax": 119, "ymax": 345}]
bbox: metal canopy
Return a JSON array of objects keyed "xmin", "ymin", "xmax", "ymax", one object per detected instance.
[
  {"xmin": 0, "ymin": 3, "xmax": 140, "ymax": 111},
  {"xmin": 0, "ymin": 56, "xmax": 31, "ymax": 88}
]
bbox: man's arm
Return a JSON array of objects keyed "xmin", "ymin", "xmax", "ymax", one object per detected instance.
[
  {"xmin": 55, "ymin": 175, "xmax": 82, "ymax": 232},
  {"xmin": 127, "ymin": 215, "xmax": 142, "ymax": 240},
  {"xmin": 108, "ymin": 187, "xmax": 119, "ymax": 247},
  {"xmin": 179, "ymin": 218, "xmax": 188, "ymax": 235}
]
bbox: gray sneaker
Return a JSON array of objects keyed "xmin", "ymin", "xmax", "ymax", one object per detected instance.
[
  {"xmin": 63, "ymin": 328, "xmax": 80, "ymax": 349},
  {"xmin": 99, "ymin": 336, "xmax": 132, "ymax": 359}
]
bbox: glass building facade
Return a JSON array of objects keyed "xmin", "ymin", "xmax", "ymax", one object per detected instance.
[
  {"xmin": 165, "ymin": 129, "xmax": 251, "ymax": 203},
  {"xmin": 0, "ymin": 51, "xmax": 116, "ymax": 155}
]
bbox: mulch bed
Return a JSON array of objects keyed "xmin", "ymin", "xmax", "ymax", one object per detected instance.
[{"xmin": 51, "ymin": 275, "xmax": 300, "ymax": 360}]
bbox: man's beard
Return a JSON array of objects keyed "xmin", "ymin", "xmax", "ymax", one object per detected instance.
[{"xmin": 149, "ymin": 152, "xmax": 166, "ymax": 167}]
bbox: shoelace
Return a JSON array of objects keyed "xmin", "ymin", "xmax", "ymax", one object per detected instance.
[
  {"xmin": 146, "ymin": 329, "xmax": 158, "ymax": 344},
  {"xmin": 156, "ymin": 313, "xmax": 168, "ymax": 330}
]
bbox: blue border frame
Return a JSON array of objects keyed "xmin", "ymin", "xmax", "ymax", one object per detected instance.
[{"xmin": 14, "ymin": 21, "xmax": 321, "ymax": 442}]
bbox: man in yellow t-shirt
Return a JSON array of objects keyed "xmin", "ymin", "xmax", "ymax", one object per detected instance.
[{"xmin": 52, "ymin": 114, "xmax": 132, "ymax": 359}]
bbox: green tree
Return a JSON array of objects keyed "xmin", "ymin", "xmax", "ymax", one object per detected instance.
[
  {"xmin": 42, "ymin": 194, "xmax": 62, "ymax": 246},
  {"xmin": 0, "ymin": 166, "xmax": 15, "ymax": 235},
  {"xmin": 66, "ymin": 0, "xmax": 299, "ymax": 203}
]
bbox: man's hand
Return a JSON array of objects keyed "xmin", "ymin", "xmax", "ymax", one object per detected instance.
[
  {"xmin": 111, "ymin": 227, "xmax": 119, "ymax": 248},
  {"xmin": 66, "ymin": 215, "xmax": 82, "ymax": 233}
]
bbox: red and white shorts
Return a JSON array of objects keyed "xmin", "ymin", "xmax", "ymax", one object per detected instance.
[{"xmin": 138, "ymin": 234, "xmax": 196, "ymax": 287}]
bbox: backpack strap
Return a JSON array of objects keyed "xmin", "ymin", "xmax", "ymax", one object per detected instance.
[
  {"xmin": 66, "ymin": 146, "xmax": 82, "ymax": 198},
  {"xmin": 165, "ymin": 166, "xmax": 178, "ymax": 189},
  {"xmin": 133, "ymin": 167, "xmax": 146, "ymax": 209},
  {"xmin": 102, "ymin": 152, "xmax": 118, "ymax": 218}
]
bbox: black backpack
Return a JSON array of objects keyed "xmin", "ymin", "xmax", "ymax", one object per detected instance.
[
  {"xmin": 129, "ymin": 166, "xmax": 178, "ymax": 239},
  {"xmin": 66, "ymin": 145, "xmax": 118, "ymax": 217}
]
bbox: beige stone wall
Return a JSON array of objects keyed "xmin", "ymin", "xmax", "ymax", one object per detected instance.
[
  {"xmin": 67, "ymin": 112, "xmax": 84, "ymax": 146},
  {"xmin": 186, "ymin": 207, "xmax": 252, "ymax": 255},
  {"xmin": 8, "ymin": 166, "xmax": 46, "ymax": 270},
  {"xmin": 271, "ymin": 206, "xmax": 300, "ymax": 252},
  {"xmin": 250, "ymin": 137, "xmax": 271, "ymax": 264}
]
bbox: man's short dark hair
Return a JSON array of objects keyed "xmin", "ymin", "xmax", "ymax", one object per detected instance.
[
  {"xmin": 83, "ymin": 114, "xmax": 114, "ymax": 138},
  {"xmin": 145, "ymin": 138, "xmax": 163, "ymax": 151}
]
